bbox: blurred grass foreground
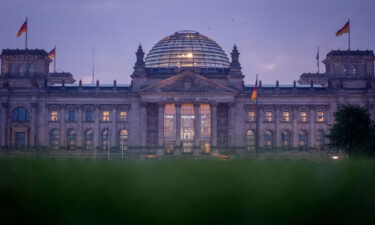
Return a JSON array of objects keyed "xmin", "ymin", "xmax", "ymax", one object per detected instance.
[{"xmin": 0, "ymin": 159, "xmax": 375, "ymax": 225}]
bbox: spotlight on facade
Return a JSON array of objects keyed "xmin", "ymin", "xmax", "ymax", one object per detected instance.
[{"xmin": 332, "ymin": 155, "xmax": 339, "ymax": 160}]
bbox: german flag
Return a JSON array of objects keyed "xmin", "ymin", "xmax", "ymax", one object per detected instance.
[
  {"xmin": 16, "ymin": 19, "xmax": 27, "ymax": 37},
  {"xmin": 336, "ymin": 21, "xmax": 350, "ymax": 37},
  {"xmin": 251, "ymin": 77, "xmax": 257, "ymax": 103},
  {"xmin": 48, "ymin": 48, "xmax": 56, "ymax": 59}
]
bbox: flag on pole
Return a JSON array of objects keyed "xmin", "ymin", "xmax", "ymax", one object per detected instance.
[
  {"xmin": 251, "ymin": 76, "xmax": 258, "ymax": 103},
  {"xmin": 48, "ymin": 48, "xmax": 56, "ymax": 59},
  {"xmin": 336, "ymin": 21, "xmax": 350, "ymax": 36},
  {"xmin": 16, "ymin": 19, "xmax": 27, "ymax": 37}
]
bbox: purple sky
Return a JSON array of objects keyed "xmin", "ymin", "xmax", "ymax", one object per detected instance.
[{"xmin": 1, "ymin": 0, "xmax": 374, "ymax": 85}]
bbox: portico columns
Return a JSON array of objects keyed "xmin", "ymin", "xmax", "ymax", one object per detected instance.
[
  {"xmin": 158, "ymin": 102, "xmax": 164, "ymax": 147},
  {"xmin": 194, "ymin": 103, "xmax": 200, "ymax": 147},
  {"xmin": 30, "ymin": 102, "xmax": 38, "ymax": 147},
  {"xmin": 175, "ymin": 103, "xmax": 181, "ymax": 147},
  {"xmin": 140, "ymin": 102, "xmax": 147, "ymax": 147},
  {"xmin": 210, "ymin": 102, "xmax": 217, "ymax": 148},
  {"xmin": 1, "ymin": 103, "xmax": 9, "ymax": 147}
]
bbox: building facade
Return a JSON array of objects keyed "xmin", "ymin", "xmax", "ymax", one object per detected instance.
[{"xmin": 1, "ymin": 30, "xmax": 374, "ymax": 158}]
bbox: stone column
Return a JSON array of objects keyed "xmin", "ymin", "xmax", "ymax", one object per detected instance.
[
  {"xmin": 292, "ymin": 105, "xmax": 298, "ymax": 149},
  {"xmin": 1, "ymin": 103, "xmax": 9, "ymax": 147},
  {"xmin": 94, "ymin": 105, "xmax": 100, "ymax": 149},
  {"xmin": 30, "ymin": 103, "xmax": 38, "ymax": 147},
  {"xmin": 60, "ymin": 105, "xmax": 66, "ymax": 150},
  {"xmin": 258, "ymin": 106, "xmax": 264, "ymax": 148},
  {"xmin": 38, "ymin": 102, "xmax": 47, "ymax": 147},
  {"xmin": 309, "ymin": 106, "xmax": 315, "ymax": 149},
  {"xmin": 275, "ymin": 105, "xmax": 280, "ymax": 148},
  {"xmin": 210, "ymin": 102, "xmax": 217, "ymax": 148},
  {"xmin": 194, "ymin": 102, "xmax": 200, "ymax": 147},
  {"xmin": 77, "ymin": 105, "xmax": 83, "ymax": 149},
  {"xmin": 112, "ymin": 105, "xmax": 117, "ymax": 149},
  {"xmin": 158, "ymin": 102, "xmax": 164, "ymax": 147},
  {"xmin": 175, "ymin": 103, "xmax": 182, "ymax": 147},
  {"xmin": 140, "ymin": 102, "xmax": 147, "ymax": 147},
  {"xmin": 228, "ymin": 102, "xmax": 235, "ymax": 147}
]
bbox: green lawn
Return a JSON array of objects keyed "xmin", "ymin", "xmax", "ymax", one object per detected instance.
[{"xmin": 0, "ymin": 158, "xmax": 374, "ymax": 225}]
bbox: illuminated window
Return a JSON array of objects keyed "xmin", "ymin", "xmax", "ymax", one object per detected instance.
[
  {"xmin": 200, "ymin": 104, "xmax": 211, "ymax": 139},
  {"xmin": 282, "ymin": 111, "xmax": 290, "ymax": 122},
  {"xmin": 67, "ymin": 129, "xmax": 76, "ymax": 151},
  {"xmin": 298, "ymin": 130, "xmax": 308, "ymax": 150},
  {"xmin": 300, "ymin": 111, "xmax": 308, "ymax": 122},
  {"xmin": 119, "ymin": 129, "xmax": 128, "ymax": 151},
  {"xmin": 246, "ymin": 130, "xmax": 255, "ymax": 151},
  {"xmin": 51, "ymin": 111, "xmax": 58, "ymax": 121},
  {"xmin": 12, "ymin": 107, "xmax": 28, "ymax": 122},
  {"xmin": 315, "ymin": 130, "xmax": 326, "ymax": 151},
  {"xmin": 101, "ymin": 129, "xmax": 110, "ymax": 151},
  {"xmin": 248, "ymin": 111, "xmax": 255, "ymax": 121},
  {"xmin": 201, "ymin": 142, "xmax": 211, "ymax": 153},
  {"xmin": 84, "ymin": 129, "xmax": 94, "ymax": 151},
  {"xmin": 164, "ymin": 104, "xmax": 176, "ymax": 140},
  {"xmin": 102, "ymin": 111, "xmax": 110, "ymax": 121},
  {"xmin": 264, "ymin": 130, "xmax": 273, "ymax": 149},
  {"xmin": 316, "ymin": 110, "xmax": 325, "ymax": 122},
  {"xmin": 181, "ymin": 103, "xmax": 195, "ymax": 141},
  {"xmin": 265, "ymin": 111, "xmax": 273, "ymax": 122},
  {"xmin": 50, "ymin": 129, "xmax": 60, "ymax": 150},
  {"xmin": 119, "ymin": 111, "xmax": 127, "ymax": 121},
  {"xmin": 281, "ymin": 130, "xmax": 291, "ymax": 150}
]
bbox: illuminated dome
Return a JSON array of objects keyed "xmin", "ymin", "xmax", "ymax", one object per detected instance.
[{"xmin": 145, "ymin": 30, "xmax": 230, "ymax": 68}]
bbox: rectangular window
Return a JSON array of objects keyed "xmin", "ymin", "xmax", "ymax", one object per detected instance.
[
  {"xmin": 248, "ymin": 111, "xmax": 255, "ymax": 121},
  {"xmin": 200, "ymin": 104, "xmax": 211, "ymax": 139},
  {"xmin": 15, "ymin": 132, "xmax": 26, "ymax": 148},
  {"xmin": 282, "ymin": 112, "xmax": 290, "ymax": 122},
  {"xmin": 102, "ymin": 111, "xmax": 110, "ymax": 121},
  {"xmin": 300, "ymin": 111, "xmax": 308, "ymax": 122},
  {"xmin": 265, "ymin": 111, "xmax": 273, "ymax": 122},
  {"xmin": 164, "ymin": 104, "xmax": 176, "ymax": 140},
  {"xmin": 317, "ymin": 111, "xmax": 325, "ymax": 122},
  {"xmin": 51, "ymin": 111, "xmax": 58, "ymax": 121},
  {"xmin": 85, "ymin": 111, "xmax": 93, "ymax": 122},
  {"xmin": 119, "ymin": 111, "xmax": 127, "ymax": 121},
  {"xmin": 181, "ymin": 104, "xmax": 195, "ymax": 140},
  {"xmin": 68, "ymin": 110, "xmax": 75, "ymax": 122}
]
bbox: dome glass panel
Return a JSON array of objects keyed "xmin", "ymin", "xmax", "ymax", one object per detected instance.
[{"xmin": 145, "ymin": 30, "xmax": 230, "ymax": 68}]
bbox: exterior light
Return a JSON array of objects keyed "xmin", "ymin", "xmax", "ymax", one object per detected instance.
[{"xmin": 332, "ymin": 155, "xmax": 339, "ymax": 160}]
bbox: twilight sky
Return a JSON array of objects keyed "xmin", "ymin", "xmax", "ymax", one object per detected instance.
[{"xmin": 1, "ymin": 0, "xmax": 374, "ymax": 85}]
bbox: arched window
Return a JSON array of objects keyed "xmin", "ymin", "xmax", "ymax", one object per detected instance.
[
  {"xmin": 264, "ymin": 130, "xmax": 273, "ymax": 150},
  {"xmin": 315, "ymin": 130, "xmax": 326, "ymax": 151},
  {"xmin": 246, "ymin": 130, "xmax": 255, "ymax": 151},
  {"xmin": 119, "ymin": 129, "xmax": 128, "ymax": 151},
  {"xmin": 28, "ymin": 64, "xmax": 35, "ymax": 74},
  {"xmin": 67, "ymin": 129, "xmax": 76, "ymax": 151},
  {"xmin": 281, "ymin": 130, "xmax": 291, "ymax": 150},
  {"xmin": 19, "ymin": 63, "xmax": 26, "ymax": 74},
  {"xmin": 9, "ymin": 64, "xmax": 16, "ymax": 75},
  {"xmin": 298, "ymin": 130, "xmax": 308, "ymax": 151},
  {"xmin": 50, "ymin": 129, "xmax": 60, "ymax": 150},
  {"xmin": 12, "ymin": 107, "xmax": 28, "ymax": 122},
  {"xmin": 84, "ymin": 129, "xmax": 94, "ymax": 151},
  {"xmin": 101, "ymin": 129, "xmax": 110, "ymax": 151}
]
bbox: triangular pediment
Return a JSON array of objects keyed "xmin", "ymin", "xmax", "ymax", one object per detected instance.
[{"xmin": 139, "ymin": 70, "xmax": 237, "ymax": 94}]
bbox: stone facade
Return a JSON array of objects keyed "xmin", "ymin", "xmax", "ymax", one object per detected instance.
[{"xmin": 1, "ymin": 37, "xmax": 375, "ymax": 158}]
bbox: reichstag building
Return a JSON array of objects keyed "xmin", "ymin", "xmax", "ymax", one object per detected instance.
[{"xmin": 1, "ymin": 30, "xmax": 374, "ymax": 158}]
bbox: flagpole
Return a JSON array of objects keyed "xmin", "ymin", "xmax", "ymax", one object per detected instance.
[
  {"xmin": 25, "ymin": 17, "xmax": 28, "ymax": 49},
  {"xmin": 316, "ymin": 46, "xmax": 320, "ymax": 73},
  {"xmin": 348, "ymin": 18, "xmax": 351, "ymax": 50},
  {"xmin": 54, "ymin": 45, "xmax": 56, "ymax": 73},
  {"xmin": 255, "ymin": 74, "xmax": 259, "ymax": 158}
]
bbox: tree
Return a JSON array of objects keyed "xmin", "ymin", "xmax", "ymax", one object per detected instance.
[{"xmin": 328, "ymin": 104, "xmax": 375, "ymax": 157}]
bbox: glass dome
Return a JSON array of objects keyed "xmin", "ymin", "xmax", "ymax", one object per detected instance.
[{"xmin": 145, "ymin": 30, "xmax": 230, "ymax": 68}]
